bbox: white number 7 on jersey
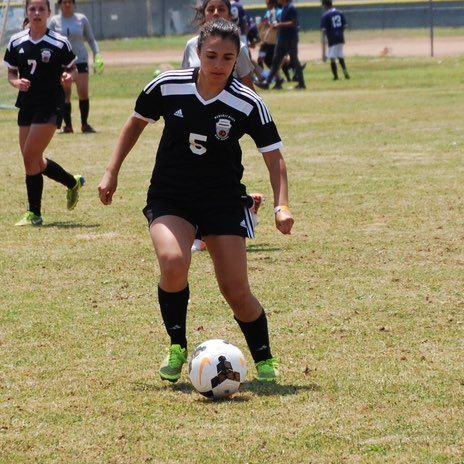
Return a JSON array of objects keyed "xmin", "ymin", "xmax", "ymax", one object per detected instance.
[
  {"xmin": 27, "ymin": 59, "xmax": 37, "ymax": 75},
  {"xmin": 189, "ymin": 133, "xmax": 207, "ymax": 155}
]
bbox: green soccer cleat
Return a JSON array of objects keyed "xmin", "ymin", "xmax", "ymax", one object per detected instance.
[
  {"xmin": 255, "ymin": 358, "xmax": 280, "ymax": 382},
  {"xmin": 15, "ymin": 211, "xmax": 43, "ymax": 226},
  {"xmin": 159, "ymin": 344, "xmax": 188, "ymax": 382},
  {"xmin": 67, "ymin": 175, "xmax": 85, "ymax": 211}
]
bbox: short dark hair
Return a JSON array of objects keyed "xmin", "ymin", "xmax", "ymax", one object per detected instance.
[
  {"xmin": 58, "ymin": 0, "xmax": 76, "ymax": 4},
  {"xmin": 197, "ymin": 18, "xmax": 240, "ymax": 55},
  {"xmin": 193, "ymin": 0, "xmax": 232, "ymax": 26},
  {"xmin": 322, "ymin": 0, "xmax": 333, "ymax": 8}
]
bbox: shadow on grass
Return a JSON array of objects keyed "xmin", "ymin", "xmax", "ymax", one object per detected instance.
[
  {"xmin": 132, "ymin": 379, "xmax": 320, "ymax": 401},
  {"xmin": 42, "ymin": 222, "xmax": 100, "ymax": 229},
  {"xmin": 246, "ymin": 243, "xmax": 281, "ymax": 253}
]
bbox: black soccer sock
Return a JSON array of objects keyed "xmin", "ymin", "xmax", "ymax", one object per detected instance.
[
  {"xmin": 330, "ymin": 61, "xmax": 338, "ymax": 79},
  {"xmin": 281, "ymin": 63, "xmax": 291, "ymax": 82},
  {"xmin": 63, "ymin": 102, "xmax": 72, "ymax": 128},
  {"xmin": 235, "ymin": 310, "xmax": 272, "ymax": 363},
  {"xmin": 25, "ymin": 173, "xmax": 43, "ymax": 216},
  {"xmin": 79, "ymin": 99, "xmax": 89, "ymax": 126},
  {"xmin": 339, "ymin": 58, "xmax": 347, "ymax": 72},
  {"xmin": 158, "ymin": 285, "xmax": 189, "ymax": 349},
  {"xmin": 42, "ymin": 158, "xmax": 76, "ymax": 189}
]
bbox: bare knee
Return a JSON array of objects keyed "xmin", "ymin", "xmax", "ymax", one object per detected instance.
[
  {"xmin": 220, "ymin": 281, "xmax": 251, "ymax": 308},
  {"xmin": 23, "ymin": 154, "xmax": 46, "ymax": 175},
  {"xmin": 158, "ymin": 253, "xmax": 189, "ymax": 290}
]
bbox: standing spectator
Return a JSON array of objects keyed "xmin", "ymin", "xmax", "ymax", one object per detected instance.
[
  {"xmin": 230, "ymin": 0, "xmax": 248, "ymax": 44},
  {"xmin": 49, "ymin": 0, "xmax": 104, "ymax": 133},
  {"xmin": 321, "ymin": 0, "xmax": 350, "ymax": 80},
  {"xmin": 256, "ymin": 0, "xmax": 306, "ymax": 90},
  {"xmin": 3, "ymin": 0, "xmax": 85, "ymax": 226},
  {"xmin": 98, "ymin": 20, "xmax": 293, "ymax": 382}
]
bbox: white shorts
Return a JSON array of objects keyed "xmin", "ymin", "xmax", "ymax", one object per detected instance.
[{"xmin": 328, "ymin": 44, "xmax": 345, "ymax": 59}]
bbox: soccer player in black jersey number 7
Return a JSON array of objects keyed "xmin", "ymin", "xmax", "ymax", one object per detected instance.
[
  {"xmin": 3, "ymin": 0, "xmax": 85, "ymax": 226},
  {"xmin": 98, "ymin": 19, "xmax": 294, "ymax": 383}
]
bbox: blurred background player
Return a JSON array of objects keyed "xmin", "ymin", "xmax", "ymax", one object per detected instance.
[
  {"xmin": 256, "ymin": 0, "xmax": 306, "ymax": 90},
  {"xmin": 183, "ymin": 0, "xmax": 255, "ymax": 90},
  {"xmin": 230, "ymin": 0, "xmax": 248, "ymax": 44},
  {"xmin": 321, "ymin": 0, "xmax": 349, "ymax": 80},
  {"xmin": 49, "ymin": 0, "xmax": 104, "ymax": 133},
  {"xmin": 256, "ymin": 0, "xmax": 287, "ymax": 89},
  {"xmin": 3, "ymin": 0, "xmax": 85, "ymax": 226}
]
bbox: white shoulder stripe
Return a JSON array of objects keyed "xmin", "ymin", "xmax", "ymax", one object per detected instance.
[
  {"xmin": 48, "ymin": 30, "xmax": 72, "ymax": 51},
  {"xmin": 11, "ymin": 32, "xmax": 30, "ymax": 49},
  {"xmin": 229, "ymin": 81, "xmax": 272, "ymax": 125},
  {"xmin": 43, "ymin": 34, "xmax": 65, "ymax": 49},
  {"xmin": 161, "ymin": 82, "xmax": 196, "ymax": 96},
  {"xmin": 144, "ymin": 69, "xmax": 194, "ymax": 94},
  {"xmin": 219, "ymin": 91, "xmax": 254, "ymax": 116}
]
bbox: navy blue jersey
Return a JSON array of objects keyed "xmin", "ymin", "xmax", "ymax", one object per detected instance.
[
  {"xmin": 278, "ymin": 3, "xmax": 299, "ymax": 41},
  {"xmin": 134, "ymin": 68, "xmax": 282, "ymax": 204},
  {"xmin": 3, "ymin": 29, "xmax": 76, "ymax": 110},
  {"xmin": 321, "ymin": 8, "xmax": 347, "ymax": 46},
  {"xmin": 230, "ymin": 0, "xmax": 248, "ymax": 36}
]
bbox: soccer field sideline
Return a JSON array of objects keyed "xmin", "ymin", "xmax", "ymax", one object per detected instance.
[{"xmin": 101, "ymin": 35, "xmax": 464, "ymax": 67}]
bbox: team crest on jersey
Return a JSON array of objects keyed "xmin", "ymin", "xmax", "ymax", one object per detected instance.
[
  {"xmin": 41, "ymin": 48, "xmax": 52, "ymax": 63},
  {"xmin": 214, "ymin": 115, "xmax": 235, "ymax": 141}
]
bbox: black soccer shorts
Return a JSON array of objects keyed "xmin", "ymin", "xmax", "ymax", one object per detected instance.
[{"xmin": 143, "ymin": 196, "xmax": 255, "ymax": 239}]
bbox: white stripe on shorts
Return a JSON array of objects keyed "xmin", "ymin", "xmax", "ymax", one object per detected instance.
[{"xmin": 243, "ymin": 206, "xmax": 255, "ymax": 239}]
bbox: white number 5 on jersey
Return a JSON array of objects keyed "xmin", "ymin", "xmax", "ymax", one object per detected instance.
[{"xmin": 189, "ymin": 133, "xmax": 207, "ymax": 155}]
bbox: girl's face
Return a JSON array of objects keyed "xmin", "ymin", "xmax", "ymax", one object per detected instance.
[
  {"xmin": 26, "ymin": 0, "xmax": 50, "ymax": 28},
  {"xmin": 203, "ymin": 0, "xmax": 231, "ymax": 23},
  {"xmin": 198, "ymin": 35, "xmax": 237, "ymax": 85},
  {"xmin": 60, "ymin": 0, "xmax": 75, "ymax": 15}
]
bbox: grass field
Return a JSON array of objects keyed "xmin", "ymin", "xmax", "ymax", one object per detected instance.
[{"xmin": 0, "ymin": 54, "xmax": 463, "ymax": 463}]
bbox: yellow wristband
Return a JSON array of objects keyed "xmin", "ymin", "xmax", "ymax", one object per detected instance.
[{"xmin": 274, "ymin": 205, "xmax": 290, "ymax": 214}]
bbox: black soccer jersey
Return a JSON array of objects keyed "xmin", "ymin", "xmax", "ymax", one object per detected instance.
[
  {"xmin": 3, "ymin": 29, "xmax": 76, "ymax": 110},
  {"xmin": 134, "ymin": 68, "xmax": 283, "ymax": 204}
]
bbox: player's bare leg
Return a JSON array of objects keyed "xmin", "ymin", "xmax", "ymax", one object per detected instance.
[{"xmin": 206, "ymin": 235, "xmax": 279, "ymax": 380}]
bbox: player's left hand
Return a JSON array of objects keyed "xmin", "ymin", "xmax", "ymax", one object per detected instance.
[
  {"xmin": 94, "ymin": 54, "xmax": 104, "ymax": 75},
  {"xmin": 275, "ymin": 210, "xmax": 294, "ymax": 235},
  {"xmin": 61, "ymin": 72, "xmax": 72, "ymax": 85}
]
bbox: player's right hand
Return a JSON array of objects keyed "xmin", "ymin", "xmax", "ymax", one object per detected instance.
[
  {"xmin": 16, "ymin": 78, "xmax": 31, "ymax": 92},
  {"xmin": 98, "ymin": 172, "xmax": 118, "ymax": 205}
]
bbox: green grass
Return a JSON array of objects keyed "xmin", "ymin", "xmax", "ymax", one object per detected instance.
[{"xmin": 1, "ymin": 55, "xmax": 463, "ymax": 463}]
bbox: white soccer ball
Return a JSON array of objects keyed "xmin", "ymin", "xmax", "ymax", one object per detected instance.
[{"xmin": 188, "ymin": 339, "xmax": 247, "ymax": 399}]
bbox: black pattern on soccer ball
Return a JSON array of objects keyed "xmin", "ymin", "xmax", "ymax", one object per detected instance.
[{"xmin": 211, "ymin": 355, "xmax": 241, "ymax": 389}]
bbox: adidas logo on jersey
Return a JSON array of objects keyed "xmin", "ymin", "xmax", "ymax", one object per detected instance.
[
  {"xmin": 19, "ymin": 48, "xmax": 24, "ymax": 54},
  {"xmin": 174, "ymin": 109, "xmax": 183, "ymax": 118}
]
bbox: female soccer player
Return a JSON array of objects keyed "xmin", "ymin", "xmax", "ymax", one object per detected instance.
[
  {"xmin": 98, "ymin": 19, "xmax": 294, "ymax": 382},
  {"xmin": 49, "ymin": 0, "xmax": 103, "ymax": 133},
  {"xmin": 3, "ymin": 0, "xmax": 85, "ymax": 226}
]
